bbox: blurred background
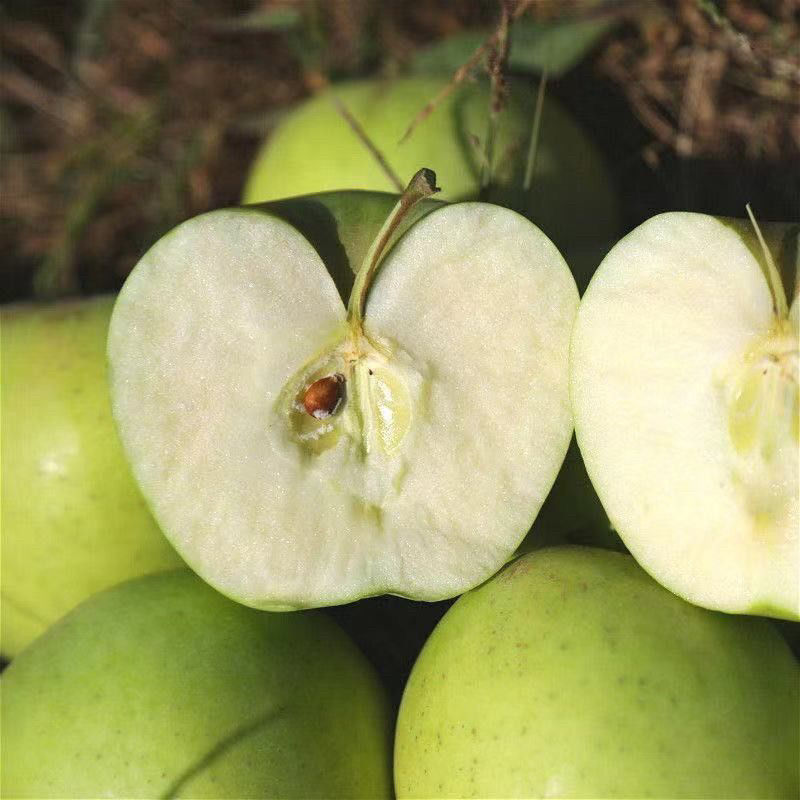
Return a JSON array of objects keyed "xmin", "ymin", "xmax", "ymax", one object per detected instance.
[
  {"xmin": 2, "ymin": 0, "xmax": 798, "ymax": 304},
  {"xmin": 2, "ymin": 0, "xmax": 799, "ymax": 701}
]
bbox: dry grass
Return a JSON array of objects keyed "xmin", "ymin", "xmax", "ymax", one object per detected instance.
[{"xmin": 1, "ymin": 0, "xmax": 797, "ymax": 302}]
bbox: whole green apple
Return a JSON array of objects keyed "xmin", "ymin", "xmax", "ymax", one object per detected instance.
[
  {"xmin": 242, "ymin": 77, "xmax": 618, "ymax": 258},
  {"xmin": 521, "ymin": 435, "xmax": 622, "ymax": 553},
  {"xmin": 395, "ymin": 546, "xmax": 799, "ymax": 798},
  {"xmin": 0, "ymin": 570, "xmax": 393, "ymax": 798},
  {"xmin": 0, "ymin": 296, "xmax": 183, "ymax": 657}
]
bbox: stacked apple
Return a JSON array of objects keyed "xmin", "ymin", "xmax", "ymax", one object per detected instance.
[
  {"xmin": 1, "ymin": 296, "xmax": 184, "ymax": 657},
  {"xmin": 395, "ymin": 547, "xmax": 798, "ymax": 798},
  {"xmin": 1, "ymin": 571, "xmax": 393, "ymax": 798}
]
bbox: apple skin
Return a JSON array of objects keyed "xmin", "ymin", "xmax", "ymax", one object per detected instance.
[
  {"xmin": 395, "ymin": 546, "xmax": 799, "ymax": 799},
  {"xmin": 258, "ymin": 189, "xmax": 443, "ymax": 301},
  {"xmin": 520, "ymin": 435, "xmax": 623, "ymax": 553},
  {"xmin": 242, "ymin": 77, "xmax": 618, "ymax": 257},
  {"xmin": 0, "ymin": 296, "xmax": 183, "ymax": 657},
  {"xmin": 0, "ymin": 570, "xmax": 393, "ymax": 798}
]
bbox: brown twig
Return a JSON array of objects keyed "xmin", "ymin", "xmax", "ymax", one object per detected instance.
[
  {"xmin": 0, "ymin": 66, "xmax": 81, "ymax": 131},
  {"xmin": 399, "ymin": 0, "xmax": 535, "ymax": 145},
  {"xmin": 329, "ymin": 94, "xmax": 404, "ymax": 191},
  {"xmin": 480, "ymin": 0, "xmax": 513, "ymax": 194}
]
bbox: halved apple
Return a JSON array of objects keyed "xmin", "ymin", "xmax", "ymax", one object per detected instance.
[
  {"xmin": 571, "ymin": 212, "xmax": 798, "ymax": 618},
  {"xmin": 108, "ymin": 173, "xmax": 578, "ymax": 609}
]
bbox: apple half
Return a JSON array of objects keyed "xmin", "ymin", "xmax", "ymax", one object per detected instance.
[
  {"xmin": 108, "ymin": 172, "xmax": 578, "ymax": 609},
  {"xmin": 571, "ymin": 212, "xmax": 799, "ymax": 618}
]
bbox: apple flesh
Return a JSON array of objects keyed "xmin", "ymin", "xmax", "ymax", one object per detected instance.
[
  {"xmin": 0, "ymin": 570, "xmax": 393, "ymax": 798},
  {"xmin": 394, "ymin": 546, "xmax": 800, "ymax": 798},
  {"xmin": 242, "ymin": 77, "xmax": 618, "ymax": 258},
  {"xmin": 571, "ymin": 213, "xmax": 799, "ymax": 618},
  {"xmin": 108, "ymin": 177, "xmax": 579, "ymax": 610},
  {"xmin": 0, "ymin": 296, "xmax": 183, "ymax": 657}
]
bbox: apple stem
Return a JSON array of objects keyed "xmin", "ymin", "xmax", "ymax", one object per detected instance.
[
  {"xmin": 746, "ymin": 204, "xmax": 789, "ymax": 320},
  {"xmin": 347, "ymin": 168, "xmax": 440, "ymax": 330}
]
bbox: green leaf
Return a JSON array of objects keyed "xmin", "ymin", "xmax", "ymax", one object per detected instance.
[
  {"xmin": 511, "ymin": 17, "xmax": 616, "ymax": 75},
  {"xmin": 409, "ymin": 31, "xmax": 487, "ymax": 76},
  {"xmin": 409, "ymin": 17, "xmax": 617, "ymax": 78},
  {"xmin": 208, "ymin": 7, "xmax": 302, "ymax": 33}
]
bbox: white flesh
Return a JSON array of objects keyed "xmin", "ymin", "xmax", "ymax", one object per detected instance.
[
  {"xmin": 571, "ymin": 212, "xmax": 799, "ymax": 617},
  {"xmin": 109, "ymin": 204, "xmax": 578, "ymax": 608}
]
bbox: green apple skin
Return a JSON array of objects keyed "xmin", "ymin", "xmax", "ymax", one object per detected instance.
[
  {"xmin": 519, "ymin": 435, "xmax": 623, "ymax": 553},
  {"xmin": 395, "ymin": 547, "xmax": 799, "ymax": 799},
  {"xmin": 0, "ymin": 570, "xmax": 393, "ymax": 798},
  {"xmin": 242, "ymin": 77, "xmax": 618, "ymax": 258},
  {"xmin": 0, "ymin": 296, "xmax": 183, "ymax": 658},
  {"xmin": 259, "ymin": 189, "xmax": 443, "ymax": 301}
]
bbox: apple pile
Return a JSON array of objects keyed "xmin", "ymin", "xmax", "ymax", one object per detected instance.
[
  {"xmin": 2, "ymin": 76, "xmax": 798, "ymax": 799},
  {"xmin": 0, "ymin": 297, "xmax": 183, "ymax": 657}
]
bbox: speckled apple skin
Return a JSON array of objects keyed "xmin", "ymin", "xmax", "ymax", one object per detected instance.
[
  {"xmin": 1, "ymin": 571, "xmax": 393, "ymax": 799},
  {"xmin": 395, "ymin": 547, "xmax": 799, "ymax": 799}
]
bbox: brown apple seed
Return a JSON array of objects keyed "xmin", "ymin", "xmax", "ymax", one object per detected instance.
[{"xmin": 302, "ymin": 374, "xmax": 345, "ymax": 419}]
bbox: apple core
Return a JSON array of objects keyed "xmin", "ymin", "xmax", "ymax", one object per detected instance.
[{"xmin": 283, "ymin": 331, "xmax": 417, "ymax": 459}]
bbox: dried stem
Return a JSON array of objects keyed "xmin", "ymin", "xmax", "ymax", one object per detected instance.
[
  {"xmin": 480, "ymin": 0, "xmax": 513, "ymax": 195},
  {"xmin": 523, "ymin": 67, "xmax": 548, "ymax": 191},
  {"xmin": 330, "ymin": 94, "xmax": 404, "ymax": 192},
  {"xmin": 399, "ymin": 0, "xmax": 535, "ymax": 146}
]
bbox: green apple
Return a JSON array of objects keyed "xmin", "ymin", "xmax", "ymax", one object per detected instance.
[
  {"xmin": 242, "ymin": 77, "xmax": 618, "ymax": 261},
  {"xmin": 0, "ymin": 570, "xmax": 392, "ymax": 798},
  {"xmin": 0, "ymin": 295, "xmax": 183, "ymax": 657},
  {"xmin": 107, "ymin": 172, "xmax": 579, "ymax": 609},
  {"xmin": 521, "ymin": 435, "xmax": 620, "ymax": 553},
  {"xmin": 394, "ymin": 546, "xmax": 799, "ymax": 798},
  {"xmin": 571, "ymin": 213, "xmax": 799, "ymax": 618}
]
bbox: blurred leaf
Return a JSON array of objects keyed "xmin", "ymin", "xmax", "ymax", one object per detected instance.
[
  {"xmin": 511, "ymin": 17, "xmax": 616, "ymax": 75},
  {"xmin": 410, "ymin": 17, "xmax": 618, "ymax": 78},
  {"xmin": 409, "ymin": 30, "xmax": 486, "ymax": 75},
  {"xmin": 208, "ymin": 7, "xmax": 302, "ymax": 33}
]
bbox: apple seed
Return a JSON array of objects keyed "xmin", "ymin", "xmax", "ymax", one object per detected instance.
[{"xmin": 303, "ymin": 374, "xmax": 345, "ymax": 419}]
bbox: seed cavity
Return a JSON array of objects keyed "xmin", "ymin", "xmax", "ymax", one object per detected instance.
[
  {"xmin": 717, "ymin": 321, "xmax": 798, "ymax": 523},
  {"xmin": 302, "ymin": 374, "xmax": 345, "ymax": 419}
]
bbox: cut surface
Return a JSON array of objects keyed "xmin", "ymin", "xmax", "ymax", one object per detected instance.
[
  {"xmin": 571, "ymin": 213, "xmax": 799, "ymax": 617},
  {"xmin": 109, "ymin": 203, "xmax": 577, "ymax": 608}
]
